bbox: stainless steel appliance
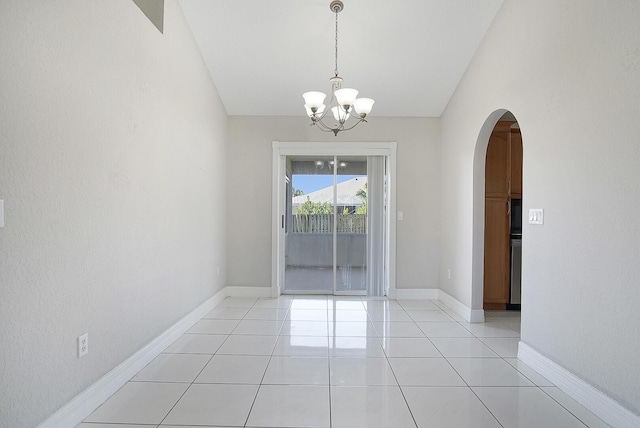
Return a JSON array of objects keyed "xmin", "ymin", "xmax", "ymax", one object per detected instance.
[
  {"xmin": 510, "ymin": 236, "xmax": 522, "ymax": 304},
  {"xmin": 509, "ymin": 198, "xmax": 522, "ymax": 306}
]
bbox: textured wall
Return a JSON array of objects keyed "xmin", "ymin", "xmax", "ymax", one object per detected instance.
[
  {"xmin": 439, "ymin": 0, "xmax": 640, "ymax": 416},
  {"xmin": 226, "ymin": 117, "xmax": 441, "ymax": 291},
  {"xmin": 0, "ymin": 1, "xmax": 228, "ymax": 426}
]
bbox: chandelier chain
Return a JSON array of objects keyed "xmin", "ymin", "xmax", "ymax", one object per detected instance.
[{"xmin": 334, "ymin": 8, "xmax": 339, "ymax": 77}]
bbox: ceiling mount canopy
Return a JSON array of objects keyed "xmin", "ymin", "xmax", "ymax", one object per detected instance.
[
  {"xmin": 329, "ymin": 0, "xmax": 343, "ymax": 15},
  {"xmin": 302, "ymin": 0, "xmax": 375, "ymax": 136}
]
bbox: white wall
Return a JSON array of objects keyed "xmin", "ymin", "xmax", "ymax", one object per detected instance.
[
  {"xmin": 440, "ymin": 0, "xmax": 640, "ymax": 416},
  {"xmin": 227, "ymin": 117, "xmax": 440, "ymax": 292},
  {"xmin": 0, "ymin": 1, "xmax": 228, "ymax": 426}
]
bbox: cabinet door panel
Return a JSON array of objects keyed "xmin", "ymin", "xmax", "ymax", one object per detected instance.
[
  {"xmin": 511, "ymin": 130, "xmax": 523, "ymax": 198},
  {"xmin": 483, "ymin": 197, "xmax": 510, "ymax": 306},
  {"xmin": 485, "ymin": 125, "xmax": 511, "ymax": 197}
]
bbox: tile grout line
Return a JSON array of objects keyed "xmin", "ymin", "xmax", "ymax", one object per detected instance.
[
  {"xmin": 399, "ymin": 300, "xmax": 509, "ymax": 428},
  {"xmin": 379, "ymin": 300, "xmax": 436, "ymax": 428},
  {"xmin": 449, "ymin": 306, "xmax": 517, "ymax": 428},
  {"xmin": 384, "ymin": 332, "xmax": 423, "ymax": 428},
  {"xmin": 242, "ymin": 296, "xmax": 293, "ymax": 428},
  {"xmin": 537, "ymin": 386, "xmax": 597, "ymax": 428},
  {"xmin": 436, "ymin": 314, "xmax": 508, "ymax": 428},
  {"xmin": 153, "ymin": 296, "xmax": 254, "ymax": 427},
  {"xmin": 327, "ymin": 296, "xmax": 333, "ymax": 428},
  {"xmin": 83, "ymin": 297, "xmax": 543, "ymax": 428}
]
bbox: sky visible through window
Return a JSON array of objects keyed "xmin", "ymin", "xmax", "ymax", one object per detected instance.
[{"xmin": 293, "ymin": 174, "xmax": 359, "ymax": 194}]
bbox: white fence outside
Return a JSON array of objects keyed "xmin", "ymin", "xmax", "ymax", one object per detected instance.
[{"xmin": 291, "ymin": 214, "xmax": 366, "ymax": 234}]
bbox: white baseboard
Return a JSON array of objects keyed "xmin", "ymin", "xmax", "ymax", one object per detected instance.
[
  {"xmin": 394, "ymin": 288, "xmax": 439, "ymax": 300},
  {"xmin": 437, "ymin": 290, "xmax": 485, "ymax": 323},
  {"xmin": 518, "ymin": 342, "xmax": 640, "ymax": 428},
  {"xmin": 37, "ymin": 288, "xmax": 228, "ymax": 428}
]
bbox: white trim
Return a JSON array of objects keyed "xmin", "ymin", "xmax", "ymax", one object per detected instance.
[
  {"xmin": 386, "ymin": 145, "xmax": 397, "ymax": 298},
  {"xmin": 394, "ymin": 288, "xmax": 439, "ymax": 300},
  {"xmin": 273, "ymin": 141, "xmax": 396, "ymax": 156},
  {"xmin": 437, "ymin": 290, "xmax": 485, "ymax": 323},
  {"xmin": 37, "ymin": 288, "xmax": 228, "ymax": 428},
  {"xmin": 518, "ymin": 342, "xmax": 640, "ymax": 428},
  {"xmin": 271, "ymin": 143, "xmax": 285, "ymax": 298}
]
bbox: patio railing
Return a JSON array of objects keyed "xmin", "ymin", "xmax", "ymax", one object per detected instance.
[{"xmin": 291, "ymin": 214, "xmax": 366, "ymax": 234}]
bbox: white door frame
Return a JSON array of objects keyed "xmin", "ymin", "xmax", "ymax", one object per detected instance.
[{"xmin": 271, "ymin": 141, "xmax": 397, "ymax": 298}]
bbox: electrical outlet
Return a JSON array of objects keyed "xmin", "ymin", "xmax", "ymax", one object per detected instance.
[
  {"xmin": 78, "ymin": 333, "xmax": 88, "ymax": 358},
  {"xmin": 216, "ymin": 266, "xmax": 221, "ymax": 276}
]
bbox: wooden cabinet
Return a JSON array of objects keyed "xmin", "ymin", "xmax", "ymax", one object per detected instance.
[
  {"xmin": 483, "ymin": 121, "xmax": 522, "ymax": 310},
  {"xmin": 485, "ymin": 122, "xmax": 511, "ymax": 197},
  {"xmin": 485, "ymin": 121, "xmax": 522, "ymax": 198},
  {"xmin": 510, "ymin": 129, "xmax": 522, "ymax": 198},
  {"xmin": 483, "ymin": 197, "xmax": 510, "ymax": 308}
]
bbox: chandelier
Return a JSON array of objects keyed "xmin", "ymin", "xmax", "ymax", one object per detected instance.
[{"xmin": 302, "ymin": 0, "xmax": 375, "ymax": 136}]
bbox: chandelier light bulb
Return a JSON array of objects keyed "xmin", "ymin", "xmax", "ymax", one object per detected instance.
[
  {"xmin": 302, "ymin": 91, "xmax": 327, "ymax": 110},
  {"xmin": 334, "ymin": 88, "xmax": 358, "ymax": 108},
  {"xmin": 304, "ymin": 105, "xmax": 313, "ymax": 118},
  {"xmin": 331, "ymin": 105, "xmax": 350, "ymax": 122},
  {"xmin": 305, "ymin": 104, "xmax": 326, "ymax": 117},
  {"xmin": 353, "ymin": 98, "xmax": 375, "ymax": 116}
]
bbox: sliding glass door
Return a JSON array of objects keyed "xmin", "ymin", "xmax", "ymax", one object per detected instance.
[
  {"xmin": 272, "ymin": 141, "xmax": 396, "ymax": 298},
  {"xmin": 283, "ymin": 155, "xmax": 385, "ymax": 296}
]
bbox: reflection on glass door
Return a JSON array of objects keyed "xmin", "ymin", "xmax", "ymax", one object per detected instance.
[
  {"xmin": 285, "ymin": 156, "xmax": 334, "ymax": 293},
  {"xmin": 284, "ymin": 156, "xmax": 368, "ymax": 294},
  {"xmin": 335, "ymin": 157, "xmax": 367, "ymax": 293}
]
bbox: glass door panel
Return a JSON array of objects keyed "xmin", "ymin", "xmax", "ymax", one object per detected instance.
[
  {"xmin": 284, "ymin": 156, "xmax": 335, "ymax": 293},
  {"xmin": 282, "ymin": 154, "xmax": 380, "ymax": 296},
  {"xmin": 335, "ymin": 156, "xmax": 367, "ymax": 294}
]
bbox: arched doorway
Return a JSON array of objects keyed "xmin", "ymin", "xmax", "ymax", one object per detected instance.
[{"xmin": 471, "ymin": 110, "xmax": 523, "ymax": 313}]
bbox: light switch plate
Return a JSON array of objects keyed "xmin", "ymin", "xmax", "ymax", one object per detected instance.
[
  {"xmin": 529, "ymin": 208, "xmax": 544, "ymax": 225},
  {"xmin": 397, "ymin": 211, "xmax": 404, "ymax": 221}
]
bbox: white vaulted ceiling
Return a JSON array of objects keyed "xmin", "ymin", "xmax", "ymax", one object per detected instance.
[{"xmin": 178, "ymin": 0, "xmax": 504, "ymax": 117}]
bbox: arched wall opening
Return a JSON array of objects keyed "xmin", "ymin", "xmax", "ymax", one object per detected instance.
[{"xmin": 471, "ymin": 109, "xmax": 523, "ymax": 312}]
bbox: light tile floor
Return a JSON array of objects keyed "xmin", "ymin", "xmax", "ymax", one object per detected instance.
[{"xmin": 79, "ymin": 296, "xmax": 611, "ymax": 428}]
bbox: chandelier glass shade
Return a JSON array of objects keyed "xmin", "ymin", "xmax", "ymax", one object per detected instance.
[{"xmin": 303, "ymin": 1, "xmax": 374, "ymax": 136}]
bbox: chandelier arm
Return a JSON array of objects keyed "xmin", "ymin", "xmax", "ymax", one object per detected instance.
[
  {"xmin": 316, "ymin": 123, "xmax": 341, "ymax": 136},
  {"xmin": 314, "ymin": 113, "xmax": 366, "ymax": 135},
  {"xmin": 313, "ymin": 88, "xmax": 337, "ymax": 124},
  {"xmin": 315, "ymin": 115, "xmax": 347, "ymax": 134},
  {"xmin": 315, "ymin": 121, "xmax": 334, "ymax": 132},
  {"xmin": 312, "ymin": 110, "xmax": 330, "ymax": 125},
  {"xmin": 312, "ymin": 118, "xmax": 340, "ymax": 133},
  {"xmin": 338, "ymin": 117, "xmax": 367, "ymax": 132}
]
